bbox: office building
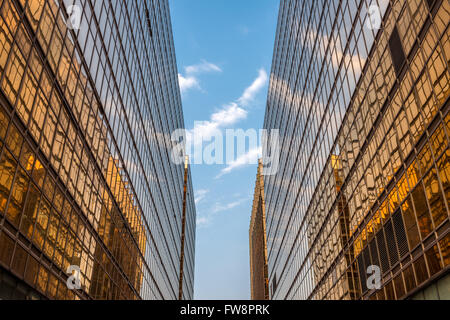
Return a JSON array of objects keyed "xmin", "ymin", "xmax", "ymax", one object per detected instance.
[
  {"xmin": 263, "ymin": 0, "xmax": 449, "ymax": 300},
  {"xmin": 249, "ymin": 160, "xmax": 270, "ymax": 300},
  {"xmin": 0, "ymin": 0, "xmax": 196, "ymax": 299}
]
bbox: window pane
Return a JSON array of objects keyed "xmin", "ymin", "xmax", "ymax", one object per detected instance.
[
  {"xmin": 423, "ymin": 168, "xmax": 447, "ymax": 226},
  {"xmin": 0, "ymin": 150, "xmax": 16, "ymax": 212}
]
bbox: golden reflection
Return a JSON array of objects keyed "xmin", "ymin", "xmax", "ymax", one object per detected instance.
[{"xmin": 0, "ymin": 0, "xmax": 149, "ymax": 299}]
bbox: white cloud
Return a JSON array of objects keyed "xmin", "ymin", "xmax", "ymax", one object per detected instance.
[
  {"xmin": 178, "ymin": 74, "xmax": 200, "ymax": 93},
  {"xmin": 188, "ymin": 103, "xmax": 247, "ymax": 147},
  {"xmin": 210, "ymin": 103, "xmax": 247, "ymax": 126},
  {"xmin": 195, "ymin": 189, "xmax": 209, "ymax": 205},
  {"xmin": 186, "ymin": 69, "xmax": 268, "ymax": 146},
  {"xmin": 178, "ymin": 60, "xmax": 222, "ymax": 94},
  {"xmin": 216, "ymin": 146, "xmax": 262, "ymax": 178},
  {"xmin": 238, "ymin": 69, "xmax": 268, "ymax": 106},
  {"xmin": 183, "ymin": 69, "xmax": 268, "ymax": 177}
]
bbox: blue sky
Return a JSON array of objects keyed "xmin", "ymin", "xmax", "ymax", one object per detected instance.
[{"xmin": 169, "ymin": 0, "xmax": 279, "ymax": 299}]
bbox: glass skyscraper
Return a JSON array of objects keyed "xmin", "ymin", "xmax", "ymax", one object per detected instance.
[
  {"xmin": 263, "ymin": 0, "xmax": 449, "ymax": 300},
  {"xmin": 0, "ymin": 0, "xmax": 196, "ymax": 300}
]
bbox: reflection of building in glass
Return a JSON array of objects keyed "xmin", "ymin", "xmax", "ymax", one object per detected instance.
[
  {"xmin": 263, "ymin": 0, "xmax": 449, "ymax": 300},
  {"xmin": 249, "ymin": 160, "xmax": 269, "ymax": 300},
  {"xmin": 0, "ymin": 0, "xmax": 196, "ymax": 300}
]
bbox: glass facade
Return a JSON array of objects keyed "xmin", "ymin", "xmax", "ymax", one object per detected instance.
[
  {"xmin": 0, "ymin": 0, "xmax": 196, "ymax": 300},
  {"xmin": 249, "ymin": 160, "xmax": 269, "ymax": 300},
  {"xmin": 263, "ymin": 0, "xmax": 449, "ymax": 300}
]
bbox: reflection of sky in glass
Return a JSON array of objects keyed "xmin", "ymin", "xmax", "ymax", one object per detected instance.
[
  {"xmin": 264, "ymin": 0, "xmax": 390, "ymax": 300},
  {"xmin": 67, "ymin": 0, "xmax": 196, "ymax": 299}
]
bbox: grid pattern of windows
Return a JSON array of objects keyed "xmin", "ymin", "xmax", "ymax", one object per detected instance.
[
  {"xmin": 263, "ymin": 0, "xmax": 449, "ymax": 300},
  {"xmin": 0, "ymin": 0, "xmax": 195, "ymax": 300}
]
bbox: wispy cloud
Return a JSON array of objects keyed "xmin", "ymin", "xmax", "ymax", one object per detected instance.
[
  {"xmin": 185, "ymin": 60, "xmax": 222, "ymax": 74},
  {"xmin": 188, "ymin": 103, "xmax": 248, "ymax": 147},
  {"xmin": 196, "ymin": 216, "xmax": 211, "ymax": 228},
  {"xmin": 212, "ymin": 198, "xmax": 248, "ymax": 213},
  {"xmin": 178, "ymin": 60, "xmax": 222, "ymax": 94},
  {"xmin": 196, "ymin": 197, "xmax": 248, "ymax": 229},
  {"xmin": 216, "ymin": 146, "xmax": 262, "ymax": 178},
  {"xmin": 238, "ymin": 69, "xmax": 268, "ymax": 106},
  {"xmin": 195, "ymin": 189, "xmax": 209, "ymax": 205},
  {"xmin": 187, "ymin": 69, "xmax": 268, "ymax": 146}
]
